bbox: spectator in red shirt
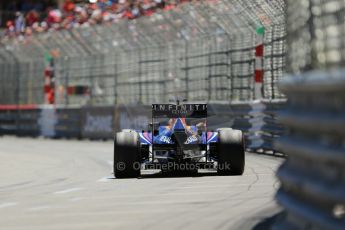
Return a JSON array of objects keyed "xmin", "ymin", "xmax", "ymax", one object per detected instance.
[
  {"xmin": 63, "ymin": 0, "xmax": 75, "ymax": 14},
  {"xmin": 25, "ymin": 10, "xmax": 39, "ymax": 27},
  {"xmin": 6, "ymin": 20, "xmax": 15, "ymax": 37}
]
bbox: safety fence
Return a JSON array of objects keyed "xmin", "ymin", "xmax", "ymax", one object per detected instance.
[
  {"xmin": 0, "ymin": 100, "xmax": 287, "ymax": 156},
  {"xmin": 0, "ymin": 0, "xmax": 286, "ymax": 106}
]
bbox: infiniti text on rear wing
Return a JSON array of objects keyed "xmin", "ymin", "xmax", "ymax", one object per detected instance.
[{"xmin": 152, "ymin": 104, "xmax": 207, "ymax": 118}]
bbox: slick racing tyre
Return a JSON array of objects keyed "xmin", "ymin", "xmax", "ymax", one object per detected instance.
[
  {"xmin": 114, "ymin": 131, "xmax": 141, "ymax": 178},
  {"xmin": 217, "ymin": 129, "xmax": 245, "ymax": 175}
]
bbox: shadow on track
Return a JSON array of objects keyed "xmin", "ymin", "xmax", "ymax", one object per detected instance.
[
  {"xmin": 109, "ymin": 170, "xmax": 227, "ymax": 179},
  {"xmin": 139, "ymin": 170, "xmax": 219, "ymax": 179},
  {"xmin": 252, "ymin": 211, "xmax": 285, "ymax": 230},
  {"xmin": 231, "ymin": 206, "xmax": 284, "ymax": 230}
]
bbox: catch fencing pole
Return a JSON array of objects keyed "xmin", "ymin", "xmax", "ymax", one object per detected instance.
[{"xmin": 254, "ymin": 25, "xmax": 265, "ymax": 99}]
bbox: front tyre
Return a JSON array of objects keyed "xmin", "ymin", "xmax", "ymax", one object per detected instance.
[
  {"xmin": 217, "ymin": 129, "xmax": 245, "ymax": 175},
  {"xmin": 114, "ymin": 131, "xmax": 141, "ymax": 178}
]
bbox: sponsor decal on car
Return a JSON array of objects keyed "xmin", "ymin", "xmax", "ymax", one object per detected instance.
[
  {"xmin": 185, "ymin": 135, "xmax": 198, "ymax": 144},
  {"xmin": 160, "ymin": 136, "xmax": 172, "ymax": 144}
]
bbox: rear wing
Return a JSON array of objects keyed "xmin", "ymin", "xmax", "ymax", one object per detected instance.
[{"xmin": 152, "ymin": 104, "xmax": 207, "ymax": 118}]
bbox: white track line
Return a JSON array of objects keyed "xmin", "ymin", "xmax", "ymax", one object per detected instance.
[
  {"xmin": 0, "ymin": 202, "xmax": 17, "ymax": 209},
  {"xmin": 70, "ymin": 197, "xmax": 85, "ymax": 202},
  {"xmin": 97, "ymin": 176, "xmax": 114, "ymax": 182},
  {"xmin": 54, "ymin": 187, "xmax": 84, "ymax": 194},
  {"xmin": 29, "ymin": 206, "xmax": 51, "ymax": 211},
  {"xmin": 107, "ymin": 160, "xmax": 114, "ymax": 173}
]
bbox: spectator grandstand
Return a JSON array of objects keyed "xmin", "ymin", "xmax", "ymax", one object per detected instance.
[
  {"xmin": 0, "ymin": 0, "xmax": 286, "ymax": 106},
  {"xmin": 1, "ymin": 0, "xmax": 203, "ymax": 39}
]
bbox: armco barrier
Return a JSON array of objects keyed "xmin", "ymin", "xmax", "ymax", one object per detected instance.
[
  {"xmin": 81, "ymin": 107, "xmax": 114, "ymax": 140},
  {"xmin": 0, "ymin": 102, "xmax": 286, "ymax": 154},
  {"xmin": 17, "ymin": 109, "xmax": 41, "ymax": 137},
  {"xmin": 227, "ymin": 100, "xmax": 287, "ymax": 155},
  {"xmin": 246, "ymin": 101, "xmax": 266, "ymax": 151},
  {"xmin": 0, "ymin": 105, "xmax": 39, "ymax": 136},
  {"xmin": 39, "ymin": 106, "xmax": 57, "ymax": 137},
  {"xmin": 54, "ymin": 107, "xmax": 82, "ymax": 139},
  {"xmin": 114, "ymin": 105, "xmax": 151, "ymax": 133},
  {"xmin": 260, "ymin": 100, "xmax": 286, "ymax": 154},
  {"xmin": 228, "ymin": 102, "xmax": 252, "ymax": 132},
  {"xmin": 0, "ymin": 109, "xmax": 17, "ymax": 136},
  {"xmin": 273, "ymin": 71, "xmax": 345, "ymax": 230},
  {"xmin": 207, "ymin": 103, "xmax": 247, "ymax": 130}
]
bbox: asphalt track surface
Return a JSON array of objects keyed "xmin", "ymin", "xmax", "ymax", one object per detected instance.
[{"xmin": 0, "ymin": 137, "xmax": 283, "ymax": 230}]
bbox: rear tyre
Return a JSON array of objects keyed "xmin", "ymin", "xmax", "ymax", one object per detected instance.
[
  {"xmin": 217, "ymin": 129, "xmax": 245, "ymax": 175},
  {"xmin": 114, "ymin": 131, "xmax": 141, "ymax": 178}
]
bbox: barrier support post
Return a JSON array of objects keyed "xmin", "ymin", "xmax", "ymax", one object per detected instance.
[{"xmin": 254, "ymin": 26, "xmax": 265, "ymax": 99}]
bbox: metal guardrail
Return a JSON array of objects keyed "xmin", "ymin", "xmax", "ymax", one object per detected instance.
[
  {"xmin": 54, "ymin": 108, "xmax": 82, "ymax": 139},
  {"xmin": 273, "ymin": 1, "xmax": 345, "ymax": 229},
  {"xmin": 0, "ymin": 101, "xmax": 286, "ymax": 148},
  {"xmin": 0, "ymin": 109, "xmax": 17, "ymax": 135},
  {"xmin": 273, "ymin": 70, "xmax": 345, "ymax": 230},
  {"xmin": 260, "ymin": 100, "xmax": 286, "ymax": 154},
  {"xmin": 225, "ymin": 100, "xmax": 287, "ymax": 156}
]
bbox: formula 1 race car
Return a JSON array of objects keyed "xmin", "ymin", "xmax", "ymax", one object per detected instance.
[{"xmin": 114, "ymin": 102, "xmax": 245, "ymax": 178}]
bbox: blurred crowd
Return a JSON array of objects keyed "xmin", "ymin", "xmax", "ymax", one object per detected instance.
[{"xmin": 2, "ymin": 0, "xmax": 201, "ymax": 39}]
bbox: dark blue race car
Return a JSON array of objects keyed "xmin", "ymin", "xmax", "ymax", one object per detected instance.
[{"xmin": 114, "ymin": 102, "xmax": 245, "ymax": 178}]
